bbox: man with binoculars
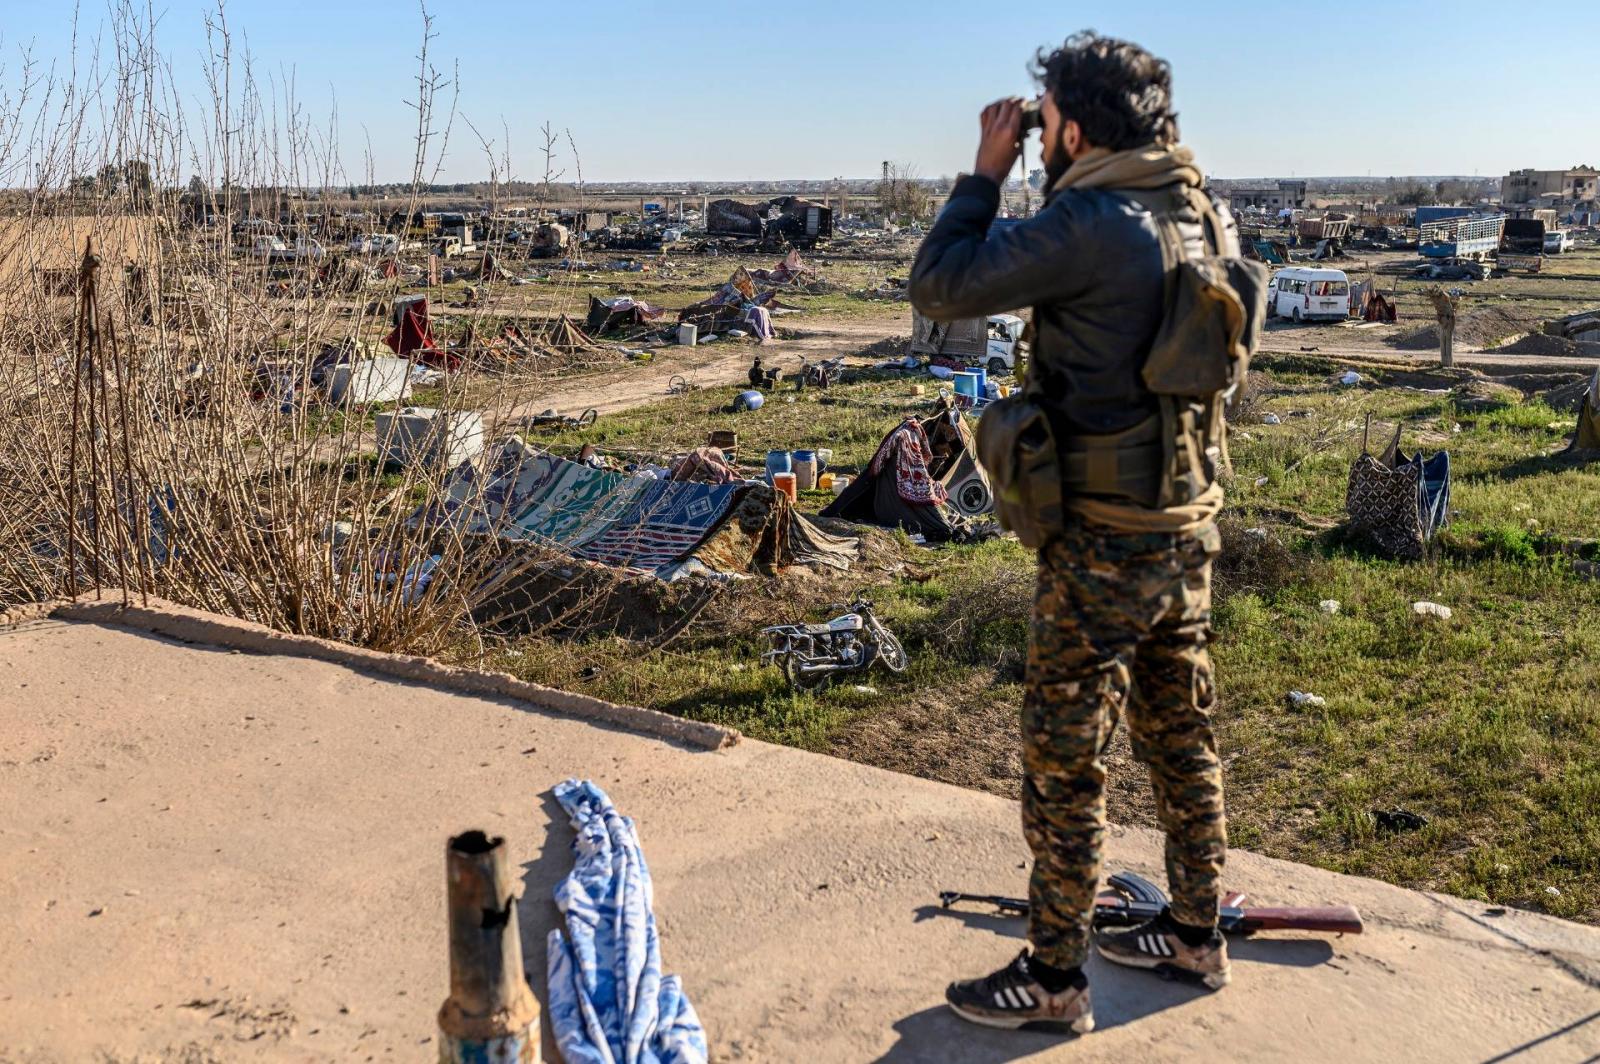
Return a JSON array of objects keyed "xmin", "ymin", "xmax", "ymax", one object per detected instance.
[{"xmin": 910, "ymin": 32, "xmax": 1248, "ymax": 1033}]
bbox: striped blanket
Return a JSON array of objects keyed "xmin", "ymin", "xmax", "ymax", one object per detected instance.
[{"xmin": 430, "ymin": 442, "xmax": 743, "ymax": 574}]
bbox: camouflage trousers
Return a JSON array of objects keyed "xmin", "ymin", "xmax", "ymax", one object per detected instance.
[{"xmin": 1023, "ymin": 517, "xmax": 1227, "ymax": 970}]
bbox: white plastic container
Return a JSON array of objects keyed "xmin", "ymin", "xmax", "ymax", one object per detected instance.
[
  {"xmin": 374, "ymin": 407, "xmax": 485, "ymax": 468},
  {"xmin": 830, "ymin": 475, "xmax": 852, "ymax": 495},
  {"xmin": 328, "ymin": 358, "xmax": 412, "ymax": 405},
  {"xmin": 677, "ymin": 323, "xmax": 698, "ymax": 346}
]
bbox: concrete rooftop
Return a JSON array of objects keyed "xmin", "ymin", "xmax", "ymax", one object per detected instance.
[{"xmin": 2, "ymin": 600, "xmax": 1598, "ymax": 1063}]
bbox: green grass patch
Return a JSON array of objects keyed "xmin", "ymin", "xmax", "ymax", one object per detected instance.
[{"xmin": 494, "ymin": 361, "xmax": 1600, "ymax": 922}]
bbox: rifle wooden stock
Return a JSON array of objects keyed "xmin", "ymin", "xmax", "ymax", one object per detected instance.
[{"xmin": 1236, "ymin": 905, "xmax": 1364, "ymax": 935}]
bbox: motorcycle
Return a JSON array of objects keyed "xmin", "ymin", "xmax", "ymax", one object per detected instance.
[{"xmin": 760, "ymin": 594, "xmax": 908, "ymax": 691}]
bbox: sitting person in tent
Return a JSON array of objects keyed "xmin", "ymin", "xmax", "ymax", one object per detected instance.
[{"xmin": 821, "ymin": 415, "xmax": 968, "ymax": 542}]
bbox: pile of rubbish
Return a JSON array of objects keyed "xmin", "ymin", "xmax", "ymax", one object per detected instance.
[
  {"xmin": 584, "ymin": 295, "xmax": 664, "ymax": 337},
  {"xmin": 748, "ymin": 250, "xmax": 836, "ymax": 294},
  {"xmin": 677, "ymin": 266, "xmax": 794, "ymax": 342},
  {"xmin": 706, "ymin": 196, "xmax": 832, "ymax": 246}
]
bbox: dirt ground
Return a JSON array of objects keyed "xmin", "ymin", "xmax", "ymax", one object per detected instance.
[{"xmin": 524, "ymin": 314, "xmax": 906, "ymax": 420}]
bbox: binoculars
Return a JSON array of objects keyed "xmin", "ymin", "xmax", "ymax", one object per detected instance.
[{"xmin": 1019, "ymin": 99, "xmax": 1044, "ymax": 134}]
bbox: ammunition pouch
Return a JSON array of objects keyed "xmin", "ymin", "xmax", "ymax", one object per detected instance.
[
  {"xmin": 974, "ymin": 388, "xmax": 1065, "ymax": 549},
  {"xmin": 1122, "ymin": 188, "xmax": 1270, "ymax": 508}
]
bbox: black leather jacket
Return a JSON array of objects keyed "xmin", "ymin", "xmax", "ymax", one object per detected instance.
[{"xmin": 909, "ymin": 174, "xmax": 1237, "ymax": 435}]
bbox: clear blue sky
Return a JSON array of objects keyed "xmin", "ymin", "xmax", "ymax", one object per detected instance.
[{"xmin": 3, "ymin": 0, "xmax": 1597, "ymax": 183}]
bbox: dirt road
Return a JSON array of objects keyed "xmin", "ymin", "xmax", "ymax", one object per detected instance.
[
  {"xmin": 516, "ymin": 314, "xmax": 905, "ymax": 420},
  {"xmin": 1258, "ymin": 339, "xmax": 1600, "ymax": 375},
  {"xmin": 531, "ymin": 316, "xmax": 1594, "ymax": 425}
]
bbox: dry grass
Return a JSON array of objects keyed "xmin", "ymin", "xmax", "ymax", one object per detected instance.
[{"xmin": 0, "ymin": 4, "xmax": 616, "ymax": 657}]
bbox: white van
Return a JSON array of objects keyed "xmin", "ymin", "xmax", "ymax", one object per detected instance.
[
  {"xmin": 1544, "ymin": 230, "xmax": 1574, "ymax": 254},
  {"xmin": 1269, "ymin": 267, "xmax": 1350, "ymax": 322}
]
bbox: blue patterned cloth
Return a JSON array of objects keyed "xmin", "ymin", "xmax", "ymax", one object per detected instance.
[{"xmin": 546, "ymin": 780, "xmax": 707, "ymax": 1064}]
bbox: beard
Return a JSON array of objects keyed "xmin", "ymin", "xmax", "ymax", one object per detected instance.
[
  {"xmin": 1042, "ymin": 130, "xmax": 1073, "ymax": 187},
  {"xmin": 1044, "ymin": 148, "xmax": 1070, "ymax": 187}
]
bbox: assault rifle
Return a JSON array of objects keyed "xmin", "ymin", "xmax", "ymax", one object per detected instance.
[{"xmin": 940, "ymin": 870, "xmax": 1363, "ymax": 936}]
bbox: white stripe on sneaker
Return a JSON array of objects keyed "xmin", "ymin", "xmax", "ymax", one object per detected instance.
[
  {"xmin": 994, "ymin": 990, "xmax": 1007, "ymax": 1008},
  {"xmin": 1017, "ymin": 987, "xmax": 1035, "ymax": 1007}
]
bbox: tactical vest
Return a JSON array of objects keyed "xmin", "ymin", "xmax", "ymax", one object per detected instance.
[
  {"xmin": 978, "ymin": 186, "xmax": 1268, "ymax": 547},
  {"xmin": 1053, "ymin": 186, "xmax": 1269, "ymax": 510}
]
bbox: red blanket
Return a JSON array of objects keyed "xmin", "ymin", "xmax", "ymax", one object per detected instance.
[{"xmin": 869, "ymin": 419, "xmax": 947, "ymax": 505}]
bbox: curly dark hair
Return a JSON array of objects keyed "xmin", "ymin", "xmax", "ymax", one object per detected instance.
[{"xmin": 1033, "ymin": 31, "xmax": 1179, "ymax": 151}]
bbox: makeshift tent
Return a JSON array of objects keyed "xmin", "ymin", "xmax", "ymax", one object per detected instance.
[
  {"xmin": 420, "ymin": 439, "xmax": 856, "ymax": 578},
  {"xmin": 540, "ymin": 314, "xmax": 596, "ymax": 353},
  {"xmin": 475, "ymin": 251, "xmax": 513, "ymax": 281},
  {"xmin": 383, "ymin": 296, "xmax": 458, "ymax": 370},
  {"xmin": 1570, "ymin": 367, "xmax": 1600, "ymax": 451},
  {"xmin": 821, "ymin": 414, "xmax": 969, "ymax": 541},
  {"xmin": 677, "ymin": 267, "xmax": 778, "ymax": 340},
  {"xmin": 750, "ymin": 250, "xmax": 827, "ymax": 290},
  {"xmin": 585, "ymin": 295, "xmax": 664, "ymax": 335},
  {"xmin": 1348, "ymin": 279, "xmax": 1397, "ymax": 323},
  {"xmin": 924, "ymin": 405, "xmax": 993, "ymax": 517},
  {"xmin": 1345, "ymin": 418, "xmax": 1450, "ymax": 559}
]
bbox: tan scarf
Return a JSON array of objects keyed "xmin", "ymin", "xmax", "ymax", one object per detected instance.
[{"xmin": 1051, "ymin": 143, "xmax": 1203, "ymax": 194}]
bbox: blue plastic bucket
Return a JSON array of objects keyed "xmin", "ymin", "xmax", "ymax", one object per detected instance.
[
  {"xmin": 971, "ymin": 366, "xmax": 988, "ymax": 396},
  {"xmin": 953, "ymin": 371, "xmax": 981, "ymax": 398},
  {"xmin": 765, "ymin": 449, "xmax": 792, "ymax": 485}
]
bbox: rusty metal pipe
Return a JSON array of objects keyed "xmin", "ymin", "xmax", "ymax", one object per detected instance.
[{"xmin": 438, "ymin": 830, "xmax": 540, "ymax": 1064}]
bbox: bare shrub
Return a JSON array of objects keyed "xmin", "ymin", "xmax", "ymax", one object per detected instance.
[
  {"xmin": 0, "ymin": 4, "xmax": 596, "ymax": 658},
  {"xmin": 1213, "ymin": 517, "xmax": 1327, "ymax": 602},
  {"xmin": 917, "ymin": 554, "xmax": 1034, "ymax": 678}
]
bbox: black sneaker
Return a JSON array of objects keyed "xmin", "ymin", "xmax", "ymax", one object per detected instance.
[
  {"xmin": 945, "ymin": 950, "xmax": 1093, "ymax": 1033},
  {"xmin": 1094, "ymin": 908, "xmax": 1230, "ymax": 989}
]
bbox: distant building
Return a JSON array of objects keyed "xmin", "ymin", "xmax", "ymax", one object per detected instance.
[
  {"xmin": 1501, "ymin": 167, "xmax": 1599, "ymax": 205},
  {"xmin": 1226, "ymin": 180, "xmax": 1308, "ymax": 212}
]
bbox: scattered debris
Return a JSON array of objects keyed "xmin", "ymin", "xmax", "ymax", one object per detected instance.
[
  {"xmin": 1412, "ymin": 601, "xmax": 1453, "ymax": 620},
  {"xmin": 1373, "ymin": 808, "xmax": 1428, "ymax": 834},
  {"xmin": 1287, "ymin": 691, "xmax": 1327, "ymax": 708}
]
